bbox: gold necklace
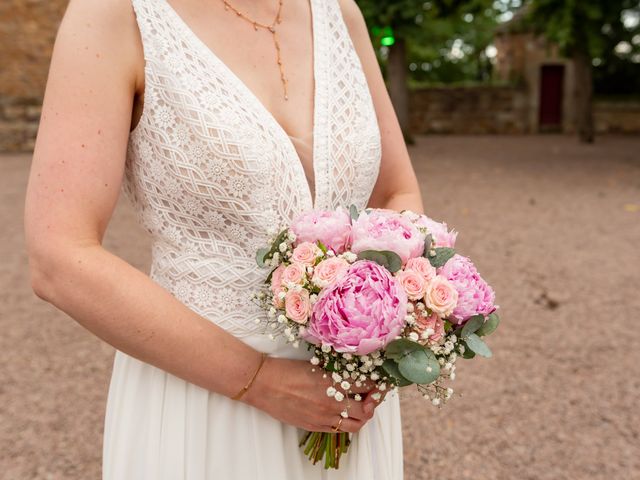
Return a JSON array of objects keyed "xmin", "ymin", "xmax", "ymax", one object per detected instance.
[{"xmin": 221, "ymin": 0, "xmax": 288, "ymax": 100}]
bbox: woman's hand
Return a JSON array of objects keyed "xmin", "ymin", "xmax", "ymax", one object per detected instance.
[{"xmin": 242, "ymin": 357, "xmax": 384, "ymax": 433}]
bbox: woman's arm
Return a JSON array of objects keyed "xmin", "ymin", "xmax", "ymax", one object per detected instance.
[
  {"xmin": 25, "ymin": 0, "xmax": 266, "ymax": 402},
  {"xmin": 24, "ymin": 0, "xmax": 375, "ymax": 433},
  {"xmin": 338, "ymin": 0, "xmax": 424, "ymax": 215}
]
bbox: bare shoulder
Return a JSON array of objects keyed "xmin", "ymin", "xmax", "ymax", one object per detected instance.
[
  {"xmin": 56, "ymin": 0, "xmax": 143, "ymax": 89},
  {"xmin": 336, "ymin": 0, "xmax": 370, "ymax": 39}
]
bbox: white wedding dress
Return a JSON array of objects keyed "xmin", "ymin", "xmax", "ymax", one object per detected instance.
[{"xmin": 102, "ymin": 0, "xmax": 403, "ymax": 478}]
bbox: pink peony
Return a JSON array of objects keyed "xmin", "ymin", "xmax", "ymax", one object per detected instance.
[
  {"xmin": 303, "ymin": 260, "xmax": 407, "ymax": 355},
  {"xmin": 395, "ymin": 269, "xmax": 428, "ymax": 301},
  {"xmin": 282, "ymin": 263, "xmax": 306, "ymax": 285},
  {"xmin": 439, "ymin": 254, "xmax": 496, "ymax": 324},
  {"xmin": 405, "ymin": 257, "xmax": 437, "ymax": 283},
  {"xmin": 291, "ymin": 242, "xmax": 320, "ymax": 266},
  {"xmin": 350, "ymin": 209, "xmax": 426, "ymax": 265},
  {"xmin": 290, "ymin": 208, "xmax": 352, "ymax": 254},
  {"xmin": 415, "ymin": 311, "xmax": 445, "ymax": 343},
  {"xmin": 312, "ymin": 257, "xmax": 350, "ymax": 288},
  {"xmin": 285, "ymin": 289, "xmax": 311, "ymax": 324},
  {"xmin": 270, "ymin": 264, "xmax": 286, "ymax": 308},
  {"xmin": 415, "ymin": 215, "xmax": 457, "ymax": 248},
  {"xmin": 424, "ymin": 276, "xmax": 459, "ymax": 317}
]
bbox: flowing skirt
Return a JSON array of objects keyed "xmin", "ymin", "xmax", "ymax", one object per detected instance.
[{"xmin": 102, "ymin": 334, "xmax": 404, "ymax": 479}]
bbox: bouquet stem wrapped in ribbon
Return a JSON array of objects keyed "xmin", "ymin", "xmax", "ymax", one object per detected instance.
[{"xmin": 254, "ymin": 206, "xmax": 500, "ymax": 469}]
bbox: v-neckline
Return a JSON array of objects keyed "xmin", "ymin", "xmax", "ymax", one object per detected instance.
[{"xmin": 159, "ymin": 0, "xmax": 321, "ymax": 210}]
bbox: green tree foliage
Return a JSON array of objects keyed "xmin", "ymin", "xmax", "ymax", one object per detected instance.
[{"xmin": 355, "ymin": 1, "xmax": 516, "ymax": 139}]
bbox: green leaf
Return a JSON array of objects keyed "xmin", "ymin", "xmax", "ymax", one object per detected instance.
[
  {"xmin": 398, "ymin": 348, "xmax": 440, "ymax": 384},
  {"xmin": 384, "ymin": 338, "xmax": 424, "ymax": 361},
  {"xmin": 356, "ymin": 250, "xmax": 403, "ymax": 273},
  {"xmin": 256, "ymin": 247, "xmax": 271, "ymax": 268},
  {"xmin": 422, "ymin": 234, "xmax": 433, "ymax": 258},
  {"xmin": 444, "ymin": 320, "xmax": 453, "ymax": 333},
  {"xmin": 349, "ymin": 204, "xmax": 360, "ymax": 221},
  {"xmin": 272, "ymin": 229, "xmax": 289, "ymax": 250},
  {"xmin": 477, "ymin": 313, "xmax": 500, "ymax": 337},
  {"xmin": 460, "ymin": 341, "xmax": 476, "ymax": 359},
  {"xmin": 465, "ymin": 333, "xmax": 492, "ymax": 358},
  {"xmin": 265, "ymin": 266, "xmax": 277, "ymax": 283},
  {"xmin": 316, "ymin": 240, "xmax": 328, "ymax": 254},
  {"xmin": 428, "ymin": 247, "xmax": 456, "ymax": 268},
  {"xmin": 381, "ymin": 360, "xmax": 413, "ymax": 387},
  {"xmin": 461, "ymin": 315, "xmax": 485, "ymax": 339},
  {"xmin": 325, "ymin": 358, "xmax": 338, "ymax": 372}
]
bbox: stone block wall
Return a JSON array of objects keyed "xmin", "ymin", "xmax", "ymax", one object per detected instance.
[
  {"xmin": 594, "ymin": 101, "xmax": 640, "ymax": 134},
  {"xmin": 0, "ymin": 0, "xmax": 67, "ymax": 152},
  {"xmin": 409, "ymin": 86, "xmax": 530, "ymax": 134}
]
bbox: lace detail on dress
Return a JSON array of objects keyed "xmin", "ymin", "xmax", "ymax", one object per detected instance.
[{"xmin": 123, "ymin": 0, "xmax": 381, "ymax": 337}]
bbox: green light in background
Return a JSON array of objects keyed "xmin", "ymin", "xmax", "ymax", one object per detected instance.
[{"xmin": 381, "ymin": 35, "xmax": 395, "ymax": 46}]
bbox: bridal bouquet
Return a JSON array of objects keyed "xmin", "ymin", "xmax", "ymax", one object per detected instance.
[{"xmin": 254, "ymin": 206, "xmax": 499, "ymax": 469}]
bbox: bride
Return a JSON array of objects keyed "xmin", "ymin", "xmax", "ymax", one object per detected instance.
[{"xmin": 24, "ymin": 0, "xmax": 424, "ymax": 478}]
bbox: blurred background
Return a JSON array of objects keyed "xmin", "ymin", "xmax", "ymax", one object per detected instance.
[{"xmin": 1, "ymin": 0, "xmax": 639, "ymax": 479}]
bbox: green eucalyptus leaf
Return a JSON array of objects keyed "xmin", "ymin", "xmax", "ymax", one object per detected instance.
[
  {"xmin": 461, "ymin": 341, "xmax": 476, "ymax": 359},
  {"xmin": 477, "ymin": 312, "xmax": 500, "ymax": 337},
  {"xmin": 465, "ymin": 333, "xmax": 492, "ymax": 358},
  {"xmin": 461, "ymin": 315, "xmax": 485, "ymax": 339},
  {"xmin": 256, "ymin": 247, "xmax": 271, "ymax": 268},
  {"xmin": 384, "ymin": 338, "xmax": 424, "ymax": 361},
  {"xmin": 398, "ymin": 348, "xmax": 440, "ymax": 384},
  {"xmin": 381, "ymin": 360, "xmax": 413, "ymax": 387},
  {"xmin": 428, "ymin": 247, "xmax": 456, "ymax": 268},
  {"xmin": 349, "ymin": 204, "xmax": 360, "ymax": 221},
  {"xmin": 356, "ymin": 250, "xmax": 402, "ymax": 273}
]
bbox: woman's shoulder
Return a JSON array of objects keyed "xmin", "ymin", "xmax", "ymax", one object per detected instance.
[
  {"xmin": 55, "ymin": 0, "xmax": 144, "ymax": 93},
  {"xmin": 336, "ymin": 0, "xmax": 368, "ymax": 34}
]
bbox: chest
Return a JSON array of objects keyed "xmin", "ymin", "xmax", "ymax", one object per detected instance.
[
  {"xmin": 165, "ymin": 0, "xmax": 315, "ymax": 138},
  {"xmin": 126, "ymin": 0, "xmax": 382, "ymax": 231}
]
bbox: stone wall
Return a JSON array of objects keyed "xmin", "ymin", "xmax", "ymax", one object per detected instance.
[
  {"xmin": 409, "ymin": 86, "xmax": 530, "ymax": 134},
  {"xmin": 594, "ymin": 101, "xmax": 640, "ymax": 134},
  {"xmin": 0, "ymin": 0, "xmax": 68, "ymax": 152}
]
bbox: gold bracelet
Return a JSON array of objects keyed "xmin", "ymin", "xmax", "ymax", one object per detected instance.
[{"xmin": 231, "ymin": 352, "xmax": 268, "ymax": 401}]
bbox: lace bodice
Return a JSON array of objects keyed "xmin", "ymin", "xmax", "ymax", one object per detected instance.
[{"xmin": 123, "ymin": 0, "xmax": 381, "ymax": 337}]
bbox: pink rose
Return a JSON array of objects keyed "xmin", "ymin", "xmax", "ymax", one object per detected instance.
[
  {"xmin": 285, "ymin": 289, "xmax": 311, "ymax": 324},
  {"xmin": 291, "ymin": 242, "xmax": 320, "ymax": 266},
  {"xmin": 415, "ymin": 215, "xmax": 457, "ymax": 248},
  {"xmin": 439, "ymin": 254, "xmax": 496, "ymax": 324},
  {"xmin": 405, "ymin": 257, "xmax": 437, "ymax": 283},
  {"xmin": 282, "ymin": 263, "xmax": 306, "ymax": 285},
  {"xmin": 270, "ymin": 264, "xmax": 286, "ymax": 308},
  {"xmin": 303, "ymin": 260, "xmax": 407, "ymax": 355},
  {"xmin": 290, "ymin": 208, "xmax": 352, "ymax": 254},
  {"xmin": 415, "ymin": 311, "xmax": 445, "ymax": 343},
  {"xmin": 395, "ymin": 269, "xmax": 427, "ymax": 301},
  {"xmin": 351, "ymin": 209, "xmax": 425, "ymax": 265},
  {"xmin": 312, "ymin": 257, "xmax": 349, "ymax": 288},
  {"xmin": 424, "ymin": 276, "xmax": 458, "ymax": 317}
]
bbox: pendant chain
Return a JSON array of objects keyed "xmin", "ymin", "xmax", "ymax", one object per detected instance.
[{"xmin": 221, "ymin": 0, "xmax": 288, "ymax": 100}]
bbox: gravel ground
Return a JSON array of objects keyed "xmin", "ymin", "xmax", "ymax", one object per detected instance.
[{"xmin": 1, "ymin": 135, "xmax": 639, "ymax": 480}]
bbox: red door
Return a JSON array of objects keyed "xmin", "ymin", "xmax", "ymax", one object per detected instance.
[{"xmin": 539, "ymin": 65, "xmax": 564, "ymax": 130}]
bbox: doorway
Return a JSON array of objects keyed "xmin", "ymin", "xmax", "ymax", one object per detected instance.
[{"xmin": 538, "ymin": 65, "xmax": 565, "ymax": 131}]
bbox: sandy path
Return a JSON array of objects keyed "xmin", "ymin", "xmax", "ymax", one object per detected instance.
[{"xmin": 1, "ymin": 135, "xmax": 639, "ymax": 479}]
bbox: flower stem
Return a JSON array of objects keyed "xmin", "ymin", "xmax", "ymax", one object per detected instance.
[{"xmin": 300, "ymin": 430, "xmax": 352, "ymax": 469}]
